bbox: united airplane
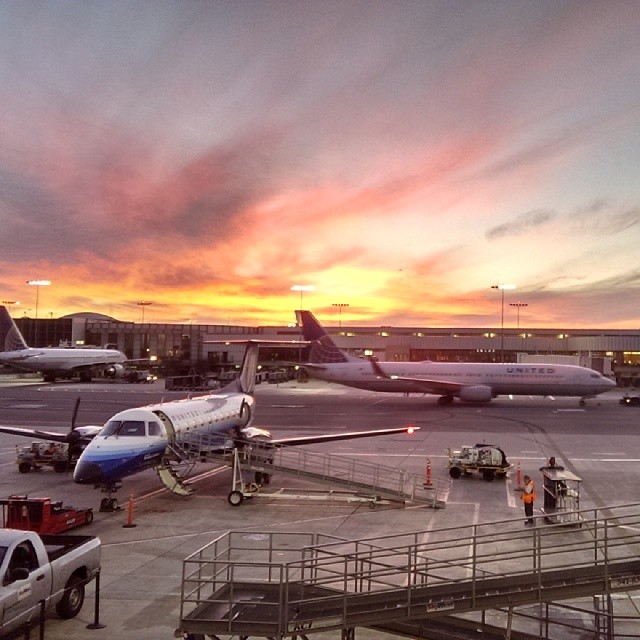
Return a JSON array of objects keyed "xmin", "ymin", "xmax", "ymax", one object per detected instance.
[
  {"xmin": 296, "ymin": 310, "xmax": 616, "ymax": 405},
  {"xmin": 0, "ymin": 305, "xmax": 127, "ymax": 382},
  {"xmin": 0, "ymin": 339, "xmax": 416, "ymax": 510}
]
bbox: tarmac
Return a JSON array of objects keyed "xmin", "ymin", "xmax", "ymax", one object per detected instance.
[{"xmin": 1, "ymin": 376, "xmax": 639, "ymax": 639}]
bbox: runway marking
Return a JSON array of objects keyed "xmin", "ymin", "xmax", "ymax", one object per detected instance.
[{"xmin": 7, "ymin": 404, "xmax": 47, "ymax": 409}]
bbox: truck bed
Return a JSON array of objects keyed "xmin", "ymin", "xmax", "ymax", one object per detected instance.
[{"xmin": 40, "ymin": 534, "xmax": 98, "ymax": 562}]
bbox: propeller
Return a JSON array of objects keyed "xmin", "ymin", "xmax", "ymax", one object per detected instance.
[{"xmin": 66, "ymin": 397, "xmax": 82, "ymax": 471}]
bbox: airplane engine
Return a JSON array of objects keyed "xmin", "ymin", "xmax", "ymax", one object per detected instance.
[
  {"xmin": 104, "ymin": 363, "xmax": 125, "ymax": 379},
  {"xmin": 459, "ymin": 385, "xmax": 493, "ymax": 403}
]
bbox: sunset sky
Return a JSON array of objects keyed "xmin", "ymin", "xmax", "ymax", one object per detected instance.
[{"xmin": 1, "ymin": 1, "xmax": 640, "ymax": 328}]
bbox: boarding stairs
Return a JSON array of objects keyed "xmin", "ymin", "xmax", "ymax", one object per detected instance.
[
  {"xmin": 155, "ymin": 440, "xmax": 198, "ymax": 496},
  {"xmin": 178, "ymin": 502, "xmax": 640, "ymax": 639},
  {"xmin": 173, "ymin": 433, "xmax": 448, "ymax": 508}
]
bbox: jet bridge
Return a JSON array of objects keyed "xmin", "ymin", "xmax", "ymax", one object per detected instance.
[{"xmin": 178, "ymin": 502, "xmax": 640, "ymax": 639}]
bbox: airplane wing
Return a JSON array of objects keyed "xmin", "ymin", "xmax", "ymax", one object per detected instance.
[
  {"xmin": 271, "ymin": 425, "xmax": 418, "ymax": 447},
  {"xmin": 0, "ymin": 424, "xmax": 102, "ymax": 444},
  {"xmin": 369, "ymin": 359, "xmax": 464, "ymax": 394},
  {"xmin": 0, "ymin": 425, "xmax": 72, "ymax": 443}
]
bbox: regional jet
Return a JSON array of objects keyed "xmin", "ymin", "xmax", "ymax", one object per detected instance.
[
  {"xmin": 0, "ymin": 305, "xmax": 127, "ymax": 382},
  {"xmin": 296, "ymin": 310, "xmax": 615, "ymax": 405},
  {"xmin": 0, "ymin": 339, "xmax": 416, "ymax": 509}
]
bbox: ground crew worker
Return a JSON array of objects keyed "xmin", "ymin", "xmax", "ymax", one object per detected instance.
[{"xmin": 521, "ymin": 475, "xmax": 536, "ymax": 525}]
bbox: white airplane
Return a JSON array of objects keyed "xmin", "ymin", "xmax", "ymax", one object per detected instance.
[
  {"xmin": 0, "ymin": 339, "xmax": 416, "ymax": 510},
  {"xmin": 0, "ymin": 305, "xmax": 127, "ymax": 382},
  {"xmin": 296, "ymin": 310, "xmax": 616, "ymax": 405}
]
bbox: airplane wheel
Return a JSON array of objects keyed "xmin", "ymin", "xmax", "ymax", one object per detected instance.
[
  {"xmin": 579, "ymin": 399, "xmax": 586, "ymax": 407},
  {"xmin": 18, "ymin": 462, "xmax": 31, "ymax": 474},
  {"xmin": 228, "ymin": 491, "xmax": 244, "ymax": 507},
  {"xmin": 449, "ymin": 467, "xmax": 462, "ymax": 479}
]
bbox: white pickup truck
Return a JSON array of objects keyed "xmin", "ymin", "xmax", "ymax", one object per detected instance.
[{"xmin": 0, "ymin": 529, "xmax": 101, "ymax": 636}]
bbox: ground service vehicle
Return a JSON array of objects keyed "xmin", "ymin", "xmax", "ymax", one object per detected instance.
[
  {"xmin": 16, "ymin": 441, "xmax": 74, "ymax": 474},
  {"xmin": 1, "ymin": 496, "xmax": 93, "ymax": 534},
  {"xmin": 447, "ymin": 444, "xmax": 512, "ymax": 481},
  {"xmin": 620, "ymin": 395, "xmax": 640, "ymax": 406},
  {"xmin": 0, "ymin": 528, "xmax": 101, "ymax": 636}
]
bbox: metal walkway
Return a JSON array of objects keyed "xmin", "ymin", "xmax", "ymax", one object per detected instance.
[
  {"xmin": 177, "ymin": 433, "xmax": 449, "ymax": 508},
  {"xmin": 178, "ymin": 502, "xmax": 640, "ymax": 639}
]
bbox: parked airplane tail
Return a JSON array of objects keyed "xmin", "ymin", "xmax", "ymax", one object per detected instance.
[
  {"xmin": 0, "ymin": 306, "xmax": 29, "ymax": 353},
  {"xmin": 210, "ymin": 339, "xmax": 303, "ymax": 395},
  {"xmin": 295, "ymin": 310, "xmax": 358, "ymax": 364}
]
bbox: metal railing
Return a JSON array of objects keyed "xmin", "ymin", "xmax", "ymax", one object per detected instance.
[
  {"xmin": 197, "ymin": 437, "xmax": 449, "ymax": 506},
  {"xmin": 179, "ymin": 503, "xmax": 640, "ymax": 638}
]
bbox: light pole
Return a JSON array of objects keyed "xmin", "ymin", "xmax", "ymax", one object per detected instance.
[
  {"xmin": 291, "ymin": 285, "xmax": 314, "ymax": 363},
  {"xmin": 27, "ymin": 280, "xmax": 51, "ymax": 347},
  {"xmin": 137, "ymin": 301, "xmax": 152, "ymax": 323},
  {"xmin": 332, "ymin": 303, "xmax": 349, "ymax": 328},
  {"xmin": 291, "ymin": 284, "xmax": 314, "ymax": 310},
  {"xmin": 509, "ymin": 302, "xmax": 528, "ymax": 329},
  {"xmin": 491, "ymin": 284, "xmax": 515, "ymax": 363}
]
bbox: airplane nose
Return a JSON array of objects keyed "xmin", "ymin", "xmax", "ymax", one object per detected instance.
[{"xmin": 74, "ymin": 460, "xmax": 106, "ymax": 485}]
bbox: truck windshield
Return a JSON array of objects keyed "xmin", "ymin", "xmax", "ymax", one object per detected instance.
[
  {"xmin": 0, "ymin": 547, "xmax": 6, "ymax": 567},
  {"xmin": 101, "ymin": 420, "xmax": 146, "ymax": 437}
]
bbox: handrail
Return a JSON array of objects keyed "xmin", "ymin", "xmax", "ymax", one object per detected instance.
[{"xmin": 180, "ymin": 503, "xmax": 640, "ymax": 637}]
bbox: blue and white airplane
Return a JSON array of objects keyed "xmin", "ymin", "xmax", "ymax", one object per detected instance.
[
  {"xmin": 0, "ymin": 339, "xmax": 416, "ymax": 510},
  {"xmin": 296, "ymin": 310, "xmax": 616, "ymax": 405}
]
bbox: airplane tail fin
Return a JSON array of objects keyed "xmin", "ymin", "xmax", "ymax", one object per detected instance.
[
  {"xmin": 0, "ymin": 306, "xmax": 29, "ymax": 353},
  {"xmin": 296, "ymin": 310, "xmax": 355, "ymax": 364},
  {"xmin": 211, "ymin": 339, "xmax": 302, "ymax": 395}
]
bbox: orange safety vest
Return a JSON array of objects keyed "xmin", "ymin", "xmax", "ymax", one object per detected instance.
[{"xmin": 521, "ymin": 480, "xmax": 536, "ymax": 503}]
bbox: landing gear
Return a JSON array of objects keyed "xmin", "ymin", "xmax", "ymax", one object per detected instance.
[
  {"xmin": 100, "ymin": 497, "xmax": 119, "ymax": 512},
  {"xmin": 437, "ymin": 395, "xmax": 454, "ymax": 405},
  {"xmin": 579, "ymin": 399, "xmax": 586, "ymax": 407},
  {"xmin": 99, "ymin": 482, "xmax": 122, "ymax": 512}
]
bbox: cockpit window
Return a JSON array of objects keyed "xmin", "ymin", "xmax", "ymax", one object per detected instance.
[
  {"xmin": 101, "ymin": 420, "xmax": 146, "ymax": 437},
  {"xmin": 148, "ymin": 420, "xmax": 163, "ymax": 436}
]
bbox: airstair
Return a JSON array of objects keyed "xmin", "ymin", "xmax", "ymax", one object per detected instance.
[
  {"xmin": 175, "ymin": 433, "xmax": 448, "ymax": 508},
  {"xmin": 178, "ymin": 502, "xmax": 640, "ymax": 639}
]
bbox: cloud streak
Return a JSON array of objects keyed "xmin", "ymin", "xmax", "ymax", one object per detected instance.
[{"xmin": 1, "ymin": 1, "xmax": 640, "ymax": 327}]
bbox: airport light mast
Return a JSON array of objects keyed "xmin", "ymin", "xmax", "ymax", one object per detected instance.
[
  {"xmin": 491, "ymin": 284, "xmax": 515, "ymax": 363},
  {"xmin": 27, "ymin": 280, "xmax": 51, "ymax": 347},
  {"xmin": 137, "ymin": 301, "xmax": 152, "ymax": 323},
  {"xmin": 509, "ymin": 302, "xmax": 528, "ymax": 329},
  {"xmin": 332, "ymin": 303, "xmax": 349, "ymax": 328},
  {"xmin": 291, "ymin": 285, "xmax": 314, "ymax": 363}
]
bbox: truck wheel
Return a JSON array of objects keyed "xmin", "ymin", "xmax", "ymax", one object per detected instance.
[
  {"xmin": 53, "ymin": 461, "xmax": 68, "ymax": 473},
  {"xmin": 18, "ymin": 462, "xmax": 31, "ymax": 473},
  {"xmin": 449, "ymin": 467, "xmax": 462, "ymax": 479},
  {"xmin": 56, "ymin": 575, "xmax": 85, "ymax": 618},
  {"xmin": 85, "ymin": 510, "xmax": 94, "ymax": 524},
  {"xmin": 482, "ymin": 470, "xmax": 496, "ymax": 482}
]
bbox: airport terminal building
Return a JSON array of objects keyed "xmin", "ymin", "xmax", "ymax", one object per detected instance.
[{"xmin": 14, "ymin": 314, "xmax": 640, "ymax": 385}]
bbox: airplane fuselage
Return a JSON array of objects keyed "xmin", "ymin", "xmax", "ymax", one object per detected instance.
[
  {"xmin": 308, "ymin": 361, "xmax": 615, "ymax": 398},
  {"xmin": 74, "ymin": 392, "xmax": 255, "ymax": 487},
  {"xmin": 0, "ymin": 347, "xmax": 126, "ymax": 374}
]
